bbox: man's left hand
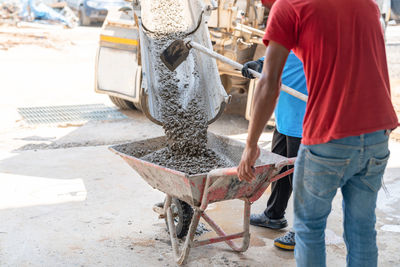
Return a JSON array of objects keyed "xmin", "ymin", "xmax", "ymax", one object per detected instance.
[{"xmin": 242, "ymin": 59, "xmax": 263, "ymax": 79}]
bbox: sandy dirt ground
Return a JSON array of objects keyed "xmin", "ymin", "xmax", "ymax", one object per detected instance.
[{"xmin": 0, "ymin": 23, "xmax": 400, "ymax": 267}]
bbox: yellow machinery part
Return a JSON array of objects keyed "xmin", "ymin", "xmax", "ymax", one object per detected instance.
[{"xmin": 100, "ymin": 35, "xmax": 138, "ymax": 46}]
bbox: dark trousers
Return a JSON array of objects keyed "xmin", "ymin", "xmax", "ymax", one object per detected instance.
[{"xmin": 264, "ymin": 129, "xmax": 301, "ymax": 220}]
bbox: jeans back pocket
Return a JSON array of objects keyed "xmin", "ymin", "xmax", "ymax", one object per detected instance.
[
  {"xmin": 304, "ymin": 148, "xmax": 350, "ymax": 197},
  {"xmin": 361, "ymin": 152, "xmax": 390, "ymax": 192}
]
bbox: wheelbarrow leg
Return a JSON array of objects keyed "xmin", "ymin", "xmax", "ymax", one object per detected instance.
[
  {"xmin": 200, "ymin": 198, "xmax": 251, "ymax": 252},
  {"xmin": 165, "ymin": 195, "xmax": 202, "ymax": 265}
]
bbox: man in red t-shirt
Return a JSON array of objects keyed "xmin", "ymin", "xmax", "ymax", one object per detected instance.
[{"xmin": 238, "ymin": 0, "xmax": 398, "ymax": 266}]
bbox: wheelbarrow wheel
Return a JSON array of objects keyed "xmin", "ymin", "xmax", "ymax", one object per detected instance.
[{"xmin": 165, "ymin": 198, "xmax": 193, "ymax": 239}]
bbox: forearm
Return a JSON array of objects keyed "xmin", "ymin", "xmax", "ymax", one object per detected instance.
[
  {"xmin": 246, "ymin": 74, "xmax": 280, "ymax": 147},
  {"xmin": 246, "ymin": 42, "xmax": 288, "ymax": 147},
  {"xmin": 238, "ymin": 41, "xmax": 289, "ymax": 182}
]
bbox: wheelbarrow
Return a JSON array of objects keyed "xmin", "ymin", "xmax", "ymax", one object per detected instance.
[{"xmin": 110, "ymin": 132, "xmax": 295, "ymax": 265}]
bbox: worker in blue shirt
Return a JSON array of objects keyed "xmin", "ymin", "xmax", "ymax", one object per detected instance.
[{"xmin": 241, "ymin": 51, "xmax": 307, "ymax": 251}]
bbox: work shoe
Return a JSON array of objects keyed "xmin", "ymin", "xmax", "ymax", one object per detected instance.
[
  {"xmin": 250, "ymin": 213, "xmax": 288, "ymax": 229},
  {"xmin": 274, "ymin": 231, "xmax": 295, "ymax": 251}
]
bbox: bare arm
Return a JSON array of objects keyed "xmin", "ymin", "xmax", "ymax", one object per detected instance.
[{"xmin": 238, "ymin": 41, "xmax": 290, "ymax": 182}]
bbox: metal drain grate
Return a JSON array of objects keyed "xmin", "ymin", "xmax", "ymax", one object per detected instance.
[{"xmin": 18, "ymin": 104, "xmax": 127, "ymax": 125}]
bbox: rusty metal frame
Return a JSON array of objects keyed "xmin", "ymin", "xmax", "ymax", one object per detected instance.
[{"xmin": 163, "ymin": 160, "xmax": 295, "ymax": 265}]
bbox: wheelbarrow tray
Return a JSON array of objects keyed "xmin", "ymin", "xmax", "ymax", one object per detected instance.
[
  {"xmin": 110, "ymin": 132, "xmax": 290, "ymax": 207},
  {"xmin": 110, "ymin": 132, "xmax": 295, "ymax": 265}
]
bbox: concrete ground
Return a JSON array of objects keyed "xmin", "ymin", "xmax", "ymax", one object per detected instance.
[{"xmin": 0, "ymin": 24, "xmax": 400, "ymax": 267}]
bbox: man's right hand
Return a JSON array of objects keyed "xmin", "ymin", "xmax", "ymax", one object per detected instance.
[
  {"xmin": 238, "ymin": 144, "xmax": 260, "ymax": 182},
  {"xmin": 241, "ymin": 59, "xmax": 263, "ymax": 79}
]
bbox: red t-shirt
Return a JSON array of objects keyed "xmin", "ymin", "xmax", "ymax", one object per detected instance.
[{"xmin": 263, "ymin": 0, "xmax": 399, "ymax": 145}]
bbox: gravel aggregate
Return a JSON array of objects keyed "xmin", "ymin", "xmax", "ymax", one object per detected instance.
[{"xmin": 140, "ymin": 0, "xmax": 233, "ymax": 174}]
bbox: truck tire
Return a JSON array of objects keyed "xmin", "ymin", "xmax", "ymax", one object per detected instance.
[
  {"xmin": 79, "ymin": 8, "xmax": 91, "ymax": 26},
  {"xmin": 109, "ymin": 96, "xmax": 136, "ymax": 110},
  {"xmin": 165, "ymin": 198, "xmax": 193, "ymax": 239}
]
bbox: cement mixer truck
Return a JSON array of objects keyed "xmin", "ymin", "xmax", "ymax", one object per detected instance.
[{"xmin": 94, "ymin": 0, "xmax": 268, "ymax": 122}]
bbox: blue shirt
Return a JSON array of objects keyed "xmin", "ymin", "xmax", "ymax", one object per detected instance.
[{"xmin": 260, "ymin": 52, "xmax": 307, "ymax": 138}]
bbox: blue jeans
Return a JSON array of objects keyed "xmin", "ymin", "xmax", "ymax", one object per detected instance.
[{"xmin": 293, "ymin": 130, "xmax": 390, "ymax": 267}]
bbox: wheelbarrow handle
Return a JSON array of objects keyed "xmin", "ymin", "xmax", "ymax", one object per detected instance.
[
  {"xmin": 274, "ymin": 157, "xmax": 296, "ymax": 169},
  {"xmin": 207, "ymin": 158, "xmax": 295, "ymax": 179},
  {"xmin": 268, "ymin": 157, "xmax": 297, "ymax": 184},
  {"xmin": 201, "ymin": 158, "xmax": 296, "ymax": 209}
]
